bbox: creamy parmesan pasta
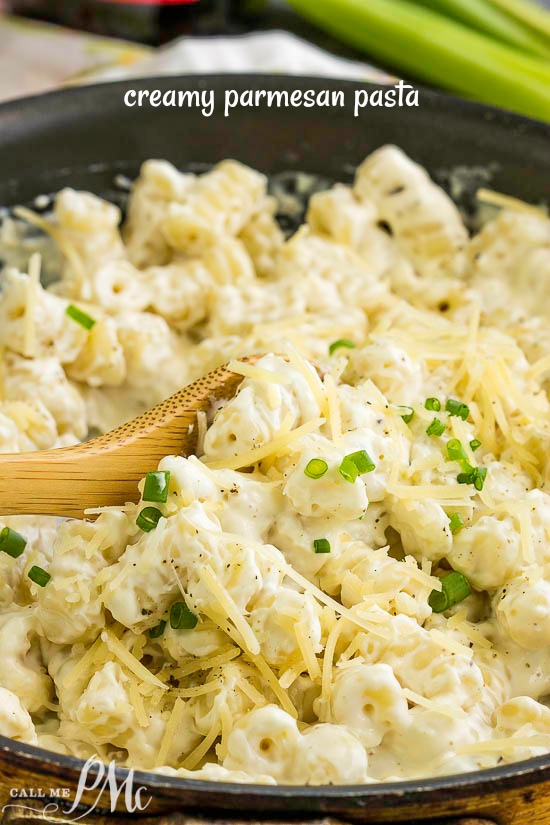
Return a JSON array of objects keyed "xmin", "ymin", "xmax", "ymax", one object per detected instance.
[{"xmin": 0, "ymin": 146, "xmax": 549, "ymax": 785}]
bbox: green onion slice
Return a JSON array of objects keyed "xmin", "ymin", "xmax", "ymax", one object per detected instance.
[
  {"xmin": 447, "ymin": 438, "xmax": 469, "ymax": 465},
  {"xmin": 66, "ymin": 304, "xmax": 96, "ymax": 330},
  {"xmin": 426, "ymin": 418, "xmax": 446, "ymax": 436},
  {"xmin": 313, "ymin": 538, "xmax": 331, "ymax": 554},
  {"xmin": 349, "ymin": 450, "xmax": 375, "ymax": 473},
  {"xmin": 429, "ymin": 571, "xmax": 472, "ymax": 613},
  {"xmin": 170, "ymin": 601, "xmax": 198, "ymax": 630},
  {"xmin": 329, "ymin": 338, "xmax": 356, "ymax": 356},
  {"xmin": 136, "ymin": 507, "xmax": 163, "ymax": 533},
  {"xmin": 473, "ymin": 466, "xmax": 488, "ymax": 491},
  {"xmin": 339, "ymin": 457, "xmax": 359, "ymax": 483},
  {"xmin": 470, "ymin": 439, "xmax": 482, "ymax": 452},
  {"xmin": 448, "ymin": 512, "xmax": 464, "ymax": 534},
  {"xmin": 143, "ymin": 471, "xmax": 171, "ymax": 503},
  {"xmin": 399, "ymin": 406, "xmax": 414, "ymax": 424},
  {"xmin": 304, "ymin": 458, "xmax": 328, "ymax": 479},
  {"xmin": 445, "ymin": 398, "xmax": 470, "ymax": 420},
  {"xmin": 425, "ymin": 397, "xmax": 441, "ymax": 411},
  {"xmin": 0, "ymin": 526, "xmax": 27, "ymax": 558},
  {"xmin": 148, "ymin": 620, "xmax": 167, "ymax": 639},
  {"xmin": 339, "ymin": 450, "xmax": 375, "ymax": 482},
  {"xmin": 457, "ymin": 466, "xmax": 487, "ymax": 491},
  {"xmin": 28, "ymin": 565, "xmax": 51, "ymax": 587}
]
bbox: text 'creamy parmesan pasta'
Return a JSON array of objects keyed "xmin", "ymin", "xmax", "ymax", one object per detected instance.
[{"xmin": 0, "ymin": 146, "xmax": 549, "ymax": 784}]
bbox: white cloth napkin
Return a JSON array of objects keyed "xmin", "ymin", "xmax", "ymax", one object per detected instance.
[{"xmin": 94, "ymin": 30, "xmax": 392, "ymax": 83}]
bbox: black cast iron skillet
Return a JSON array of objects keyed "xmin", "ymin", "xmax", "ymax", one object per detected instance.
[{"xmin": 0, "ymin": 75, "xmax": 548, "ymax": 825}]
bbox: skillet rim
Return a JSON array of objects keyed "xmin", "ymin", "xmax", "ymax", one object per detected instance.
[
  {"xmin": 2, "ymin": 734, "xmax": 550, "ymax": 803},
  {"xmin": 0, "ymin": 72, "xmax": 550, "ymax": 125},
  {"xmin": 0, "ymin": 73, "xmax": 549, "ymax": 803},
  {"xmin": 0, "ymin": 71, "xmax": 549, "ymax": 150},
  {"xmin": 0, "ymin": 72, "xmax": 549, "ymax": 210}
]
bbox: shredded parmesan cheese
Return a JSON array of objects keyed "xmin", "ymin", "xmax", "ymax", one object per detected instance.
[
  {"xmin": 181, "ymin": 720, "xmax": 221, "ymax": 771},
  {"xmin": 228, "ymin": 360, "xmax": 292, "ymax": 386},
  {"xmin": 429, "ymin": 628, "xmax": 474, "ymax": 659},
  {"xmin": 476, "ymin": 188, "xmax": 547, "ymax": 217},
  {"xmin": 402, "ymin": 688, "xmax": 466, "ymax": 720},
  {"xmin": 23, "ymin": 252, "xmax": 41, "ymax": 358},
  {"xmin": 284, "ymin": 342, "xmax": 327, "ymax": 413},
  {"xmin": 102, "ymin": 630, "xmax": 167, "ymax": 690},
  {"xmin": 294, "ymin": 619, "xmax": 321, "ymax": 682},
  {"xmin": 172, "ymin": 647, "xmax": 240, "ymax": 679},
  {"xmin": 320, "ymin": 618, "xmax": 345, "ymax": 721},
  {"xmin": 196, "ymin": 410, "xmax": 207, "ymax": 457},
  {"xmin": 323, "ymin": 373, "xmax": 342, "ymax": 443},
  {"xmin": 238, "ymin": 678, "xmax": 267, "ymax": 707},
  {"xmin": 173, "ymin": 680, "xmax": 221, "ymax": 699},
  {"xmin": 272, "ymin": 556, "xmax": 391, "ymax": 640},
  {"xmin": 63, "ymin": 636, "xmax": 105, "ymax": 688},
  {"xmin": 199, "ymin": 566, "xmax": 261, "ymax": 655},
  {"xmin": 129, "ymin": 681, "xmax": 149, "ymax": 728},
  {"xmin": 248, "ymin": 651, "xmax": 297, "ymax": 718},
  {"xmin": 156, "ymin": 698, "xmax": 186, "ymax": 767},
  {"xmin": 204, "ymin": 417, "xmax": 324, "ymax": 471}
]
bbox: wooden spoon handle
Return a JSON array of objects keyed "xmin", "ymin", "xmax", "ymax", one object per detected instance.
[{"xmin": 0, "ymin": 424, "xmax": 185, "ymax": 519}]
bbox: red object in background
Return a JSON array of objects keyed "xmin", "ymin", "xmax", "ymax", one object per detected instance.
[
  {"xmin": 104, "ymin": 0, "xmax": 198, "ymax": 4},
  {"xmin": 5, "ymin": 0, "xmax": 242, "ymax": 43},
  {"xmin": 103, "ymin": 0, "xmax": 198, "ymax": 5}
]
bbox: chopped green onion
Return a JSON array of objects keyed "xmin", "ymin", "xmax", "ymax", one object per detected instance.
[
  {"xmin": 429, "ymin": 571, "xmax": 472, "ymax": 613},
  {"xmin": 457, "ymin": 466, "xmax": 487, "ymax": 491},
  {"xmin": 473, "ymin": 466, "xmax": 488, "ymax": 491},
  {"xmin": 447, "ymin": 438, "xmax": 469, "ymax": 465},
  {"xmin": 0, "ymin": 526, "xmax": 27, "ymax": 558},
  {"xmin": 399, "ymin": 406, "xmax": 415, "ymax": 424},
  {"xmin": 304, "ymin": 458, "xmax": 329, "ymax": 479},
  {"xmin": 349, "ymin": 450, "xmax": 375, "ymax": 473},
  {"xmin": 313, "ymin": 538, "xmax": 331, "ymax": 554},
  {"xmin": 170, "ymin": 601, "xmax": 199, "ymax": 630},
  {"xmin": 457, "ymin": 469, "xmax": 476, "ymax": 484},
  {"xmin": 340, "ymin": 458, "xmax": 359, "ymax": 483},
  {"xmin": 143, "ymin": 471, "xmax": 170, "ymax": 504},
  {"xmin": 136, "ymin": 506, "xmax": 163, "ymax": 532},
  {"xmin": 28, "ymin": 566, "xmax": 51, "ymax": 587},
  {"xmin": 339, "ymin": 450, "xmax": 375, "ymax": 482},
  {"xmin": 426, "ymin": 418, "xmax": 446, "ymax": 437},
  {"xmin": 66, "ymin": 304, "xmax": 96, "ymax": 330},
  {"xmin": 148, "ymin": 620, "xmax": 166, "ymax": 639},
  {"xmin": 445, "ymin": 398, "xmax": 470, "ymax": 420},
  {"xmin": 329, "ymin": 338, "xmax": 356, "ymax": 355},
  {"xmin": 448, "ymin": 513, "xmax": 464, "ymax": 534},
  {"xmin": 425, "ymin": 397, "xmax": 441, "ymax": 411},
  {"xmin": 470, "ymin": 438, "xmax": 482, "ymax": 452}
]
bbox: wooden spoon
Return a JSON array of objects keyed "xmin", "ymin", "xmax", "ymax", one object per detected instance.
[{"xmin": 0, "ymin": 358, "xmax": 255, "ymax": 519}]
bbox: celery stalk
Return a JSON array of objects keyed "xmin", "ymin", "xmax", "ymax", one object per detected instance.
[
  {"xmin": 288, "ymin": 0, "xmax": 550, "ymax": 122},
  {"xmin": 413, "ymin": 0, "xmax": 550, "ymax": 58},
  {"xmin": 486, "ymin": 0, "xmax": 550, "ymax": 40}
]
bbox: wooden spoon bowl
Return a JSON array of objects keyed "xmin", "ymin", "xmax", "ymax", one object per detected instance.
[{"xmin": 0, "ymin": 357, "xmax": 256, "ymax": 519}]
